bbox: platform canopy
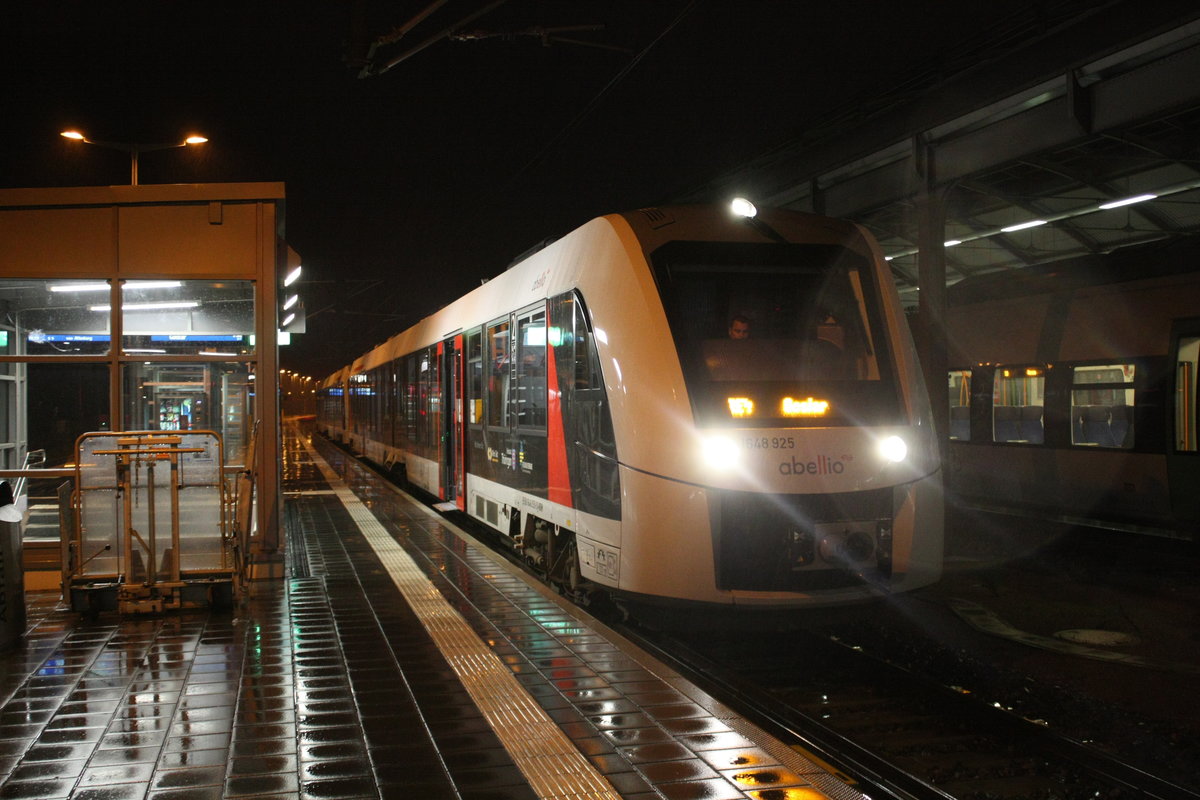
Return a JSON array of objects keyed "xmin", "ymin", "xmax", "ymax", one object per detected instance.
[{"xmin": 680, "ymin": 6, "xmax": 1200, "ymax": 305}]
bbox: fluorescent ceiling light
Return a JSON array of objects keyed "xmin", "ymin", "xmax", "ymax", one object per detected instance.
[
  {"xmin": 943, "ymin": 239, "xmax": 962, "ymax": 247},
  {"xmin": 281, "ymin": 312, "xmax": 296, "ymax": 327},
  {"xmin": 89, "ymin": 301, "xmax": 199, "ymax": 312},
  {"xmin": 50, "ymin": 280, "xmax": 182, "ymax": 293},
  {"xmin": 883, "ymin": 178, "xmax": 1200, "ymax": 262},
  {"xmin": 1098, "ymin": 193, "xmax": 1157, "ymax": 210},
  {"xmin": 50, "ymin": 283, "xmax": 107, "ymax": 293},
  {"xmin": 284, "ymin": 266, "xmax": 302, "ymax": 287},
  {"xmin": 283, "ymin": 294, "xmax": 298, "ymax": 310},
  {"xmin": 124, "ymin": 280, "xmax": 183, "ymax": 290},
  {"xmin": 1000, "ymin": 219, "xmax": 1047, "ymax": 233}
]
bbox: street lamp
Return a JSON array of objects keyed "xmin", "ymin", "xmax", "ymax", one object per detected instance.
[{"xmin": 60, "ymin": 130, "xmax": 209, "ymax": 186}]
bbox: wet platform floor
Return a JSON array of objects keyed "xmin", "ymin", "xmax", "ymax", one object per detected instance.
[{"xmin": 0, "ymin": 423, "xmax": 855, "ymax": 800}]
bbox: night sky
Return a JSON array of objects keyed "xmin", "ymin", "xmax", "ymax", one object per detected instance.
[{"xmin": 4, "ymin": 1, "xmax": 1020, "ymax": 378}]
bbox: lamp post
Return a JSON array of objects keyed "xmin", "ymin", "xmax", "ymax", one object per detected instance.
[{"xmin": 60, "ymin": 130, "xmax": 208, "ymax": 186}]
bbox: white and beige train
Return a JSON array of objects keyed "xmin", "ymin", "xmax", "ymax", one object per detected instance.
[{"xmin": 316, "ymin": 203, "xmax": 943, "ymax": 608}]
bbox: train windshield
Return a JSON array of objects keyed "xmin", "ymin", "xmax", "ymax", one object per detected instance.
[{"xmin": 651, "ymin": 241, "xmax": 903, "ymax": 427}]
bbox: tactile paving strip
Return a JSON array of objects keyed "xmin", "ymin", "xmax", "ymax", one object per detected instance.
[
  {"xmin": 298, "ymin": 435, "xmax": 621, "ymax": 800},
  {"xmin": 298, "ymin": 425, "xmax": 867, "ymax": 800}
]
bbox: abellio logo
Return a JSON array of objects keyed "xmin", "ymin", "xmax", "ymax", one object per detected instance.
[{"xmin": 779, "ymin": 454, "xmax": 851, "ymax": 476}]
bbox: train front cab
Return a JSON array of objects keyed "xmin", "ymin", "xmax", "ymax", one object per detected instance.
[
  {"xmin": 439, "ymin": 210, "xmax": 945, "ymax": 608},
  {"xmin": 314, "ymin": 207, "xmax": 945, "ymax": 608},
  {"xmin": 600, "ymin": 222, "xmax": 943, "ymax": 607}
]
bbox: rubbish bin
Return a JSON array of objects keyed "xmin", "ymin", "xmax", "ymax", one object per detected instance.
[{"xmin": 0, "ymin": 481, "xmax": 26, "ymax": 648}]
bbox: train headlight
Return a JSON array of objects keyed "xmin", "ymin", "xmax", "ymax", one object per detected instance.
[
  {"xmin": 878, "ymin": 435, "xmax": 908, "ymax": 463},
  {"xmin": 701, "ymin": 435, "xmax": 741, "ymax": 470}
]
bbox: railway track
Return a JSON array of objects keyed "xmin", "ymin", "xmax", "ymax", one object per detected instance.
[
  {"xmin": 319, "ymin": 435, "xmax": 1197, "ymax": 800},
  {"xmin": 613, "ymin": 614, "xmax": 1199, "ymax": 800}
]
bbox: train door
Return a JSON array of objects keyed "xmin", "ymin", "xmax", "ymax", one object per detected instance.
[
  {"xmin": 1167, "ymin": 318, "xmax": 1200, "ymax": 531},
  {"xmin": 442, "ymin": 335, "xmax": 466, "ymax": 509}
]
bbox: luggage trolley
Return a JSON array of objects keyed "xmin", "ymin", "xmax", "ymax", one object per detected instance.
[{"xmin": 65, "ymin": 430, "xmax": 244, "ymax": 614}]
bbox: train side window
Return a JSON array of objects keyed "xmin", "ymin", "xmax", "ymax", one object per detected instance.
[
  {"xmin": 513, "ymin": 309, "xmax": 547, "ymax": 430},
  {"xmin": 487, "ymin": 319, "xmax": 511, "ymax": 429},
  {"xmin": 428, "ymin": 347, "xmax": 442, "ymax": 451},
  {"xmin": 404, "ymin": 355, "xmax": 418, "ymax": 444},
  {"xmin": 992, "ymin": 367, "xmax": 1044, "ymax": 444},
  {"xmin": 1071, "ymin": 363, "xmax": 1135, "ymax": 449},
  {"xmin": 418, "ymin": 348, "xmax": 436, "ymax": 449},
  {"xmin": 948, "ymin": 370, "xmax": 971, "ymax": 441},
  {"xmin": 388, "ymin": 362, "xmax": 399, "ymax": 447},
  {"xmin": 467, "ymin": 329, "xmax": 483, "ymax": 425},
  {"xmin": 548, "ymin": 291, "xmax": 620, "ymax": 517},
  {"xmin": 372, "ymin": 368, "xmax": 382, "ymax": 441}
]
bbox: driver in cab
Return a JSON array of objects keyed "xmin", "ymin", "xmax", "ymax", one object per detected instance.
[{"xmin": 728, "ymin": 314, "xmax": 751, "ymax": 339}]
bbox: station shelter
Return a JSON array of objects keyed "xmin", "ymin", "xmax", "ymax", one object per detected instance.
[{"xmin": 0, "ymin": 183, "xmax": 294, "ymax": 590}]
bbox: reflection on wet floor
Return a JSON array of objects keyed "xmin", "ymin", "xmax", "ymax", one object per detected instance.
[{"xmin": 0, "ymin": 424, "xmax": 857, "ymax": 800}]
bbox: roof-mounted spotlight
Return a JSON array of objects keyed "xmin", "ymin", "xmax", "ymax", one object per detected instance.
[
  {"xmin": 731, "ymin": 197, "xmax": 758, "ymax": 218},
  {"xmin": 731, "ymin": 197, "xmax": 787, "ymax": 243}
]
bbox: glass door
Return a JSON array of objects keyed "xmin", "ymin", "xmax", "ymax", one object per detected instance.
[{"xmin": 442, "ymin": 336, "xmax": 464, "ymax": 507}]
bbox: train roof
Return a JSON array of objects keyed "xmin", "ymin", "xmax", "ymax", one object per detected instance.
[{"xmin": 316, "ymin": 204, "xmax": 877, "ymax": 384}]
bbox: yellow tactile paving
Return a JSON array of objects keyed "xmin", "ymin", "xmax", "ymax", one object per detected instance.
[{"xmin": 299, "ymin": 436, "xmax": 621, "ymax": 800}]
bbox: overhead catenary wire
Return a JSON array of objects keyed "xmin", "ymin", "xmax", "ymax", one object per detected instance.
[{"xmin": 506, "ymin": 0, "xmax": 700, "ymax": 184}]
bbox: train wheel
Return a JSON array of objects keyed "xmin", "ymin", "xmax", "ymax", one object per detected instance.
[{"xmin": 389, "ymin": 462, "xmax": 408, "ymax": 490}]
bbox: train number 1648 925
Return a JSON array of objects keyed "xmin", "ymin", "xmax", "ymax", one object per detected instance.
[{"xmin": 743, "ymin": 437, "xmax": 796, "ymax": 449}]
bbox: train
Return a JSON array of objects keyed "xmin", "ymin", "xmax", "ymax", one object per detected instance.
[
  {"xmin": 316, "ymin": 203, "xmax": 944, "ymax": 608},
  {"xmin": 945, "ymin": 235, "xmax": 1200, "ymax": 540}
]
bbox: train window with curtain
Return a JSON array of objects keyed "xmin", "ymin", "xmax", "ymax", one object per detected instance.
[
  {"xmin": 1071, "ymin": 364, "xmax": 1135, "ymax": 449},
  {"xmin": 948, "ymin": 370, "xmax": 972, "ymax": 441},
  {"xmin": 992, "ymin": 367, "xmax": 1045, "ymax": 444},
  {"xmin": 486, "ymin": 319, "xmax": 510, "ymax": 429},
  {"xmin": 513, "ymin": 308, "xmax": 547, "ymax": 430},
  {"xmin": 467, "ymin": 329, "xmax": 484, "ymax": 425}
]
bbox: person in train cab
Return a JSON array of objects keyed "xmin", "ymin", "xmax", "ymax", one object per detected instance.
[{"xmin": 728, "ymin": 314, "xmax": 751, "ymax": 339}]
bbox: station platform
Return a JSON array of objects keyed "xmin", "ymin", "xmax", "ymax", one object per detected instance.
[{"xmin": 0, "ymin": 421, "xmax": 859, "ymax": 800}]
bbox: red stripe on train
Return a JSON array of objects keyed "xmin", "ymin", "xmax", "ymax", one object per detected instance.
[{"xmin": 546, "ymin": 336, "xmax": 573, "ymax": 507}]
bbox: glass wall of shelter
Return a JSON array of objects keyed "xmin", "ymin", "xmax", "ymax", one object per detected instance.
[{"xmin": 0, "ymin": 183, "xmax": 287, "ymax": 556}]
